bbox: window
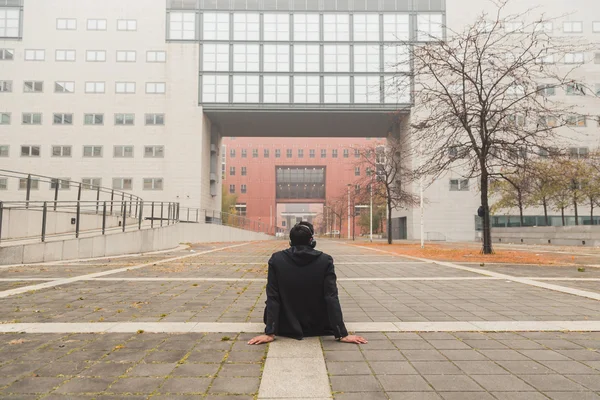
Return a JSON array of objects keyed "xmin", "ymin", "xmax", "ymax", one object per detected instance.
[
  {"xmin": 117, "ymin": 19, "xmax": 137, "ymax": 31},
  {"xmin": 53, "ymin": 113, "xmax": 73, "ymax": 125},
  {"xmin": 228, "ymin": 166, "xmax": 235, "ymax": 177},
  {"xmin": 264, "ymin": 149, "xmax": 270, "ymax": 158},
  {"xmin": 203, "ymin": 44, "xmax": 229, "ymax": 71},
  {"xmin": 595, "ymin": 84, "xmax": 600, "ymax": 97},
  {"xmin": 264, "ymin": 13, "xmax": 289, "ymax": 41},
  {"xmin": 566, "ymin": 115, "xmax": 586, "ymax": 127},
  {"xmin": 230, "ymin": 148, "xmax": 236, "ymax": 157},
  {"xmin": 22, "ymin": 113, "xmax": 42, "ymax": 125},
  {"xmin": 537, "ymin": 84, "xmax": 555, "ymax": 97},
  {"xmin": 143, "ymin": 178, "xmax": 163, "ymax": 190},
  {"xmin": 0, "ymin": 8, "xmax": 20, "ymax": 37},
  {"xmin": 535, "ymin": 53, "xmax": 554, "ymax": 64},
  {"xmin": 24, "ymin": 81, "xmax": 43, "ymax": 93},
  {"xmin": 566, "ymin": 83, "xmax": 585, "ymax": 96},
  {"xmin": 85, "ymin": 82, "xmax": 105, "ymax": 93},
  {"xmin": 354, "ymin": 14, "xmax": 379, "ymax": 41},
  {"xmin": 235, "ymin": 203, "xmax": 247, "ymax": 216},
  {"xmin": 169, "ymin": 12, "xmax": 196, "ymax": 40},
  {"xmin": 506, "ymin": 85, "xmax": 525, "ymax": 97},
  {"xmin": 263, "ymin": 76, "xmax": 290, "ymax": 103},
  {"xmin": 114, "ymin": 145, "xmax": 134, "ymax": 158},
  {"xmin": 294, "ymin": 44, "xmax": 320, "ymax": 72},
  {"xmin": 383, "ymin": 14, "xmax": 409, "ymax": 41},
  {"xmin": 294, "ymin": 13, "xmax": 319, "ymax": 41},
  {"xmin": 241, "ymin": 167, "xmax": 247, "ymax": 176},
  {"xmin": 19, "ymin": 178, "xmax": 39, "ymax": 190},
  {"xmin": 298, "ymin": 149, "xmax": 304, "ymax": 158},
  {"xmin": 565, "ymin": 52, "xmax": 584, "ymax": 64},
  {"xmin": 323, "ymin": 14, "xmax": 349, "ymax": 41},
  {"xmin": 84, "ymin": 113, "xmax": 104, "ymax": 125},
  {"xmin": 252, "ymin": 148, "xmax": 258, "ymax": 158},
  {"xmin": 233, "ymin": 13, "xmax": 259, "ymax": 40},
  {"xmin": 504, "ymin": 21, "xmax": 524, "ymax": 33},
  {"xmin": 0, "ymin": 112, "xmax": 9, "ymax": 124},
  {"xmin": 116, "ymin": 50, "xmax": 136, "ymax": 62},
  {"xmin": 275, "ymin": 149, "xmax": 280, "ymax": 158},
  {"xmin": 0, "ymin": 80, "xmax": 12, "ymax": 92},
  {"xmin": 87, "ymin": 19, "xmax": 107, "ymax": 30},
  {"xmin": 264, "ymin": 44, "xmax": 290, "ymax": 72},
  {"xmin": 354, "ymin": 45, "xmax": 380, "ymax": 72},
  {"xmin": 144, "ymin": 146, "xmax": 164, "ymax": 158},
  {"xmin": 355, "ymin": 148, "xmax": 360, "ymax": 158},
  {"xmin": 86, "ymin": 50, "xmax": 106, "ymax": 62},
  {"xmin": 116, "ymin": 82, "xmax": 136, "ymax": 93},
  {"xmin": 309, "ymin": 149, "xmax": 315, "ymax": 158},
  {"xmin": 355, "ymin": 75, "xmax": 381, "ymax": 103},
  {"xmin": 203, "ymin": 12, "xmax": 229, "ymax": 40},
  {"xmin": 82, "ymin": 178, "xmax": 102, "ymax": 190},
  {"xmin": 241, "ymin": 184, "xmax": 247, "ymax": 194},
  {"xmin": 50, "ymin": 178, "xmax": 70, "ymax": 190},
  {"xmin": 355, "ymin": 184, "xmax": 360, "ymax": 194},
  {"xmin": 594, "ymin": 22, "xmax": 600, "ymax": 33},
  {"xmin": 241, "ymin": 149, "xmax": 247, "ymax": 158},
  {"xmin": 539, "ymin": 116, "xmax": 558, "ymax": 127},
  {"xmin": 51, "ymin": 145, "xmax": 71, "ymax": 157},
  {"xmin": 113, "ymin": 178, "xmax": 133, "ymax": 190},
  {"xmin": 450, "ymin": 179, "xmax": 469, "ymax": 191},
  {"xmin": 25, "ymin": 50, "xmax": 45, "ymax": 61},
  {"xmin": 116, "ymin": 113, "xmax": 135, "ymax": 125},
  {"xmin": 534, "ymin": 22, "xmax": 553, "ymax": 33},
  {"xmin": 147, "ymin": 51, "xmax": 166, "ymax": 62},
  {"xmin": 332, "ymin": 149, "xmax": 338, "ymax": 158},
  {"xmin": 276, "ymin": 167, "xmax": 326, "ymax": 199},
  {"xmin": 569, "ymin": 147, "xmax": 589, "ymax": 159},
  {"xmin": 233, "ymin": 75, "xmax": 259, "ymax": 103},
  {"xmin": 229, "ymin": 184, "xmax": 235, "ymax": 194},
  {"xmin": 0, "ymin": 178, "xmax": 6, "ymax": 190},
  {"xmin": 286, "ymin": 149, "xmax": 292, "ymax": 158},
  {"xmin": 233, "ymin": 44, "xmax": 259, "ymax": 71},
  {"xmin": 54, "ymin": 81, "xmax": 75, "ymax": 93},
  {"xmin": 56, "ymin": 18, "xmax": 76, "ymax": 30},
  {"xmin": 146, "ymin": 82, "xmax": 166, "ymax": 94},
  {"xmin": 323, "ymin": 45, "xmax": 350, "ymax": 72},
  {"xmin": 294, "ymin": 75, "xmax": 320, "ymax": 103},
  {"xmin": 202, "ymin": 75, "xmax": 229, "ymax": 103},
  {"xmin": 417, "ymin": 14, "xmax": 443, "ymax": 40},
  {"xmin": 321, "ymin": 149, "xmax": 326, "ymax": 158},
  {"xmin": 366, "ymin": 167, "xmax": 372, "ymax": 176},
  {"xmin": 324, "ymin": 76, "xmax": 350, "ymax": 103},
  {"xmin": 56, "ymin": 49, "xmax": 76, "ymax": 61},
  {"xmin": 0, "ymin": 48, "xmax": 14, "ymax": 60},
  {"xmin": 563, "ymin": 21, "xmax": 583, "ymax": 33},
  {"xmin": 21, "ymin": 145, "xmax": 40, "ymax": 157},
  {"xmin": 355, "ymin": 167, "xmax": 361, "ymax": 176}
]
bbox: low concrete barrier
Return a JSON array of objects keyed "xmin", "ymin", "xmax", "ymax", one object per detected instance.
[
  {"xmin": 492, "ymin": 226, "xmax": 600, "ymax": 247},
  {"xmin": 0, "ymin": 223, "xmax": 274, "ymax": 265}
]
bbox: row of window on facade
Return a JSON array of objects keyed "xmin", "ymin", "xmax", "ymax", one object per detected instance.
[
  {"xmin": 448, "ymin": 145, "xmax": 591, "ymax": 160},
  {"xmin": 229, "ymin": 184, "xmax": 248, "ymax": 193},
  {"xmin": 0, "ymin": 48, "xmax": 167, "ymax": 63},
  {"xmin": 229, "ymin": 147, "xmax": 361, "ymax": 158},
  {"xmin": 0, "ymin": 80, "xmax": 166, "ymax": 94},
  {"xmin": 0, "ymin": 145, "xmax": 165, "ymax": 159},
  {"xmin": 168, "ymin": 12, "xmax": 442, "ymax": 41},
  {"xmin": 0, "ymin": 177, "xmax": 164, "ymax": 191},
  {"xmin": 202, "ymin": 75, "xmax": 409, "ymax": 103},
  {"xmin": 538, "ymin": 83, "xmax": 600, "ymax": 97},
  {"xmin": 228, "ymin": 165, "xmax": 372, "ymax": 176},
  {"xmin": 0, "ymin": 113, "xmax": 164, "ymax": 126}
]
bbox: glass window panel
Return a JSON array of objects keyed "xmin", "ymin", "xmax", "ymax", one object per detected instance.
[
  {"xmin": 384, "ymin": 75, "xmax": 410, "ymax": 103},
  {"xmin": 263, "ymin": 44, "xmax": 289, "ymax": 72},
  {"xmin": 233, "ymin": 75, "xmax": 260, "ymax": 102},
  {"xmin": 233, "ymin": 44, "xmax": 260, "ymax": 71},
  {"xmin": 354, "ymin": 75, "xmax": 381, "ymax": 103},
  {"xmin": 417, "ymin": 14, "xmax": 443, "ymax": 41},
  {"xmin": 264, "ymin": 13, "xmax": 289, "ymax": 41},
  {"xmin": 293, "ymin": 44, "xmax": 319, "ymax": 72},
  {"xmin": 324, "ymin": 76, "xmax": 350, "ymax": 103},
  {"xmin": 323, "ymin": 44, "xmax": 350, "ymax": 72},
  {"xmin": 354, "ymin": 45, "xmax": 380, "ymax": 72},
  {"xmin": 353, "ymin": 13, "xmax": 379, "ymax": 41},
  {"xmin": 293, "ymin": 13, "xmax": 319, "ymax": 41},
  {"xmin": 294, "ymin": 75, "xmax": 320, "ymax": 103},
  {"xmin": 202, "ymin": 74, "xmax": 229, "ymax": 102},
  {"xmin": 203, "ymin": 12, "xmax": 229, "ymax": 40},
  {"xmin": 263, "ymin": 75, "xmax": 289, "ymax": 103},
  {"xmin": 383, "ymin": 44, "xmax": 410, "ymax": 72},
  {"xmin": 233, "ymin": 13, "xmax": 260, "ymax": 40},
  {"xmin": 323, "ymin": 14, "xmax": 349, "ymax": 41},
  {"xmin": 0, "ymin": 8, "xmax": 20, "ymax": 38},
  {"xmin": 383, "ymin": 14, "xmax": 409, "ymax": 41},
  {"xmin": 170, "ymin": 11, "xmax": 196, "ymax": 40},
  {"xmin": 203, "ymin": 43, "xmax": 229, "ymax": 71}
]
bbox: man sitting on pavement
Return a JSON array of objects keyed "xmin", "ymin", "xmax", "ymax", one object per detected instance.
[{"xmin": 248, "ymin": 221, "xmax": 367, "ymax": 345}]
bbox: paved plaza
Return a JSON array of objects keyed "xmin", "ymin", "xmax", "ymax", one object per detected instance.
[{"xmin": 0, "ymin": 240, "xmax": 599, "ymax": 399}]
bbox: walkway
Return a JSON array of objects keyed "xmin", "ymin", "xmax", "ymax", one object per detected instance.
[{"xmin": 0, "ymin": 240, "xmax": 598, "ymax": 399}]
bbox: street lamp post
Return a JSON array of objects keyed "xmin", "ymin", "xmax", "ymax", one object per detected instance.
[
  {"xmin": 347, "ymin": 184, "xmax": 351, "ymax": 240},
  {"xmin": 369, "ymin": 176, "xmax": 373, "ymax": 242}
]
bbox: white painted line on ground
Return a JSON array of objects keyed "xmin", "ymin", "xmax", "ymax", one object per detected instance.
[
  {"xmin": 339, "ymin": 277, "xmax": 499, "ymax": 281},
  {"xmin": 336, "ymin": 261, "xmax": 427, "ymax": 265},
  {"xmin": 528, "ymin": 278, "xmax": 600, "ymax": 281},
  {"xmin": 0, "ymin": 278, "xmax": 58, "ymax": 282},
  {"xmin": 258, "ymin": 337, "xmax": 331, "ymax": 400},
  {"xmin": 0, "ymin": 242, "xmax": 252, "ymax": 299},
  {"xmin": 351, "ymin": 245, "xmax": 600, "ymax": 302},
  {"xmin": 90, "ymin": 277, "xmax": 267, "ymax": 282},
  {"xmin": 1, "ymin": 321, "xmax": 599, "ymax": 333}
]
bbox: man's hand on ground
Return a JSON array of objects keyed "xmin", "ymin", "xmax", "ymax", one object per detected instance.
[
  {"xmin": 340, "ymin": 335, "xmax": 368, "ymax": 344},
  {"xmin": 248, "ymin": 334, "xmax": 275, "ymax": 345}
]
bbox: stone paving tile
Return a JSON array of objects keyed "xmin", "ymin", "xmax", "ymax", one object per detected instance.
[
  {"xmin": 458, "ymin": 263, "xmax": 600, "ymax": 278},
  {"xmin": 545, "ymin": 280, "xmax": 600, "ymax": 294}
]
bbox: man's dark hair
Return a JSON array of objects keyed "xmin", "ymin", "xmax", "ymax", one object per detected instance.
[{"xmin": 289, "ymin": 221, "xmax": 314, "ymax": 246}]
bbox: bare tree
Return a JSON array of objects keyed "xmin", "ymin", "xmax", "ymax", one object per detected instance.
[
  {"xmin": 400, "ymin": 0, "xmax": 592, "ymax": 253},
  {"xmin": 356, "ymin": 135, "xmax": 419, "ymax": 244},
  {"xmin": 490, "ymin": 168, "xmax": 532, "ymax": 225}
]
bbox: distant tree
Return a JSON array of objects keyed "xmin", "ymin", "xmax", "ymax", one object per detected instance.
[
  {"xmin": 527, "ymin": 160, "xmax": 558, "ymax": 226},
  {"xmin": 490, "ymin": 168, "xmax": 532, "ymax": 225},
  {"xmin": 221, "ymin": 185, "xmax": 238, "ymax": 224}
]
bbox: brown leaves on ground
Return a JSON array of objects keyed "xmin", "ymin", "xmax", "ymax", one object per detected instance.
[
  {"xmin": 358, "ymin": 243, "xmax": 582, "ymax": 266},
  {"xmin": 9, "ymin": 339, "xmax": 28, "ymax": 345}
]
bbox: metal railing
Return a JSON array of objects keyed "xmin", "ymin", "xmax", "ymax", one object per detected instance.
[{"xmin": 179, "ymin": 207, "xmax": 284, "ymax": 236}]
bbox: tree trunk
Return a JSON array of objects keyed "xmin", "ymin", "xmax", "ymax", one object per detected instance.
[
  {"xmin": 543, "ymin": 199, "xmax": 549, "ymax": 226},
  {"xmin": 387, "ymin": 199, "xmax": 393, "ymax": 245},
  {"xmin": 480, "ymin": 172, "xmax": 493, "ymax": 254},
  {"xmin": 591, "ymin": 199, "xmax": 594, "ymax": 226},
  {"xmin": 561, "ymin": 207, "xmax": 565, "ymax": 226},
  {"xmin": 574, "ymin": 197, "xmax": 579, "ymax": 226},
  {"xmin": 518, "ymin": 191, "xmax": 524, "ymax": 226}
]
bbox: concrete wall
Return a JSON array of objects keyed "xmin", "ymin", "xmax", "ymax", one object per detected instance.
[
  {"xmin": 0, "ymin": 223, "xmax": 274, "ymax": 265},
  {"xmin": 0, "ymin": 208, "xmax": 134, "ymax": 240},
  {"xmin": 492, "ymin": 226, "xmax": 600, "ymax": 247}
]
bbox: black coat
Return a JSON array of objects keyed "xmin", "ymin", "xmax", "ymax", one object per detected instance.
[{"xmin": 263, "ymin": 245, "xmax": 349, "ymax": 340}]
